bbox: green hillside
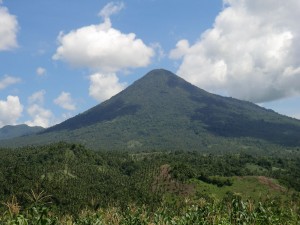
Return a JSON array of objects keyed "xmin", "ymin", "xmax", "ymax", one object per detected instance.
[
  {"xmin": 0, "ymin": 124, "xmax": 44, "ymax": 140},
  {"xmin": 0, "ymin": 143, "xmax": 299, "ymax": 223},
  {"xmin": 1, "ymin": 69, "xmax": 300, "ymax": 151}
]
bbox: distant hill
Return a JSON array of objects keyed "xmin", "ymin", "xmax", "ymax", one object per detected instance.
[
  {"xmin": 1, "ymin": 69, "xmax": 300, "ymax": 151},
  {"xmin": 0, "ymin": 124, "xmax": 44, "ymax": 140}
]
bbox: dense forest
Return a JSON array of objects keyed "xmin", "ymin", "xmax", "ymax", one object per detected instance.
[{"xmin": 0, "ymin": 142, "xmax": 300, "ymax": 224}]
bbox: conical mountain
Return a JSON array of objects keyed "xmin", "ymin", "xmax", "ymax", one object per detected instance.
[
  {"xmin": 46, "ymin": 69, "xmax": 211, "ymax": 133},
  {"xmin": 2, "ymin": 69, "xmax": 300, "ymax": 151}
]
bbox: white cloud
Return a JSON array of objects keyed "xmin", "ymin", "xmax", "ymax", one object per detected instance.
[
  {"xmin": 98, "ymin": 2, "xmax": 124, "ymax": 19},
  {"xmin": 89, "ymin": 73, "xmax": 126, "ymax": 102},
  {"xmin": 169, "ymin": 39, "xmax": 190, "ymax": 60},
  {"xmin": 0, "ymin": 4, "xmax": 18, "ymax": 51},
  {"xmin": 0, "ymin": 75, "xmax": 21, "ymax": 90},
  {"xmin": 293, "ymin": 113, "xmax": 300, "ymax": 120},
  {"xmin": 0, "ymin": 96, "xmax": 23, "ymax": 128},
  {"xmin": 54, "ymin": 92, "xmax": 76, "ymax": 110},
  {"xmin": 151, "ymin": 42, "xmax": 165, "ymax": 61},
  {"xmin": 170, "ymin": 0, "xmax": 300, "ymax": 103},
  {"xmin": 25, "ymin": 90, "xmax": 54, "ymax": 128},
  {"xmin": 36, "ymin": 67, "xmax": 46, "ymax": 76},
  {"xmin": 53, "ymin": 18, "xmax": 154, "ymax": 73},
  {"xmin": 25, "ymin": 104, "xmax": 54, "ymax": 128},
  {"xmin": 28, "ymin": 90, "xmax": 45, "ymax": 105},
  {"xmin": 53, "ymin": 2, "xmax": 154, "ymax": 103},
  {"xmin": 61, "ymin": 112, "xmax": 73, "ymax": 121}
]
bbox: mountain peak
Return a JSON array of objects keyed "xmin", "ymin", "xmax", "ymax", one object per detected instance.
[
  {"xmin": 144, "ymin": 68, "xmax": 176, "ymax": 77},
  {"xmin": 130, "ymin": 69, "xmax": 179, "ymax": 87},
  {"xmin": 2, "ymin": 68, "xmax": 300, "ymax": 150},
  {"xmin": 126, "ymin": 68, "xmax": 204, "ymax": 97}
]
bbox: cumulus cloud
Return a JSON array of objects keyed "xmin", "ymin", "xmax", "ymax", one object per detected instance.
[
  {"xmin": 54, "ymin": 92, "xmax": 76, "ymax": 110},
  {"xmin": 0, "ymin": 96, "xmax": 23, "ymax": 128},
  {"xmin": 25, "ymin": 90, "xmax": 54, "ymax": 127},
  {"xmin": 36, "ymin": 67, "xmax": 46, "ymax": 76},
  {"xmin": 25, "ymin": 104, "xmax": 54, "ymax": 128},
  {"xmin": 53, "ymin": 18, "xmax": 154, "ymax": 73},
  {"xmin": 98, "ymin": 1, "xmax": 124, "ymax": 19},
  {"xmin": 53, "ymin": 2, "xmax": 154, "ymax": 102},
  {"xmin": 170, "ymin": 0, "xmax": 300, "ymax": 103},
  {"xmin": 89, "ymin": 73, "xmax": 126, "ymax": 102},
  {"xmin": 0, "ymin": 3, "xmax": 18, "ymax": 51},
  {"xmin": 0, "ymin": 75, "xmax": 21, "ymax": 90}
]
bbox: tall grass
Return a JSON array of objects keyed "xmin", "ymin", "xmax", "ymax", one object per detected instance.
[{"xmin": 1, "ymin": 194, "xmax": 299, "ymax": 224}]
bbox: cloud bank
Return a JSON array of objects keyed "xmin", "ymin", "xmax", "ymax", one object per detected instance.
[{"xmin": 170, "ymin": 0, "xmax": 300, "ymax": 103}]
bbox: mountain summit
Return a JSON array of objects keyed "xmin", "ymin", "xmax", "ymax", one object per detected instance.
[
  {"xmin": 2, "ymin": 69, "xmax": 300, "ymax": 150},
  {"xmin": 45, "ymin": 69, "xmax": 210, "ymax": 133}
]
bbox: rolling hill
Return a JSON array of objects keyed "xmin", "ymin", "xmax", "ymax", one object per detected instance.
[
  {"xmin": 0, "ymin": 124, "xmax": 44, "ymax": 140},
  {"xmin": 1, "ymin": 69, "xmax": 300, "ymax": 151}
]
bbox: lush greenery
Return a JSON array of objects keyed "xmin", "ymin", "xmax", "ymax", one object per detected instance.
[
  {"xmin": 1, "ymin": 194, "xmax": 299, "ymax": 224},
  {"xmin": 1, "ymin": 69, "xmax": 300, "ymax": 223},
  {"xmin": 2, "ymin": 69, "xmax": 300, "ymax": 150},
  {"xmin": 0, "ymin": 142, "xmax": 300, "ymax": 223}
]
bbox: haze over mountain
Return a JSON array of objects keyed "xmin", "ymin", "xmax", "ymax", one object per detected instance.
[{"xmin": 1, "ymin": 69, "xmax": 300, "ymax": 151}]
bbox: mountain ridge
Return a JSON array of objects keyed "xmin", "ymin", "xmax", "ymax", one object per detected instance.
[
  {"xmin": 0, "ymin": 124, "xmax": 45, "ymax": 140},
  {"xmin": 1, "ymin": 69, "xmax": 300, "ymax": 150}
]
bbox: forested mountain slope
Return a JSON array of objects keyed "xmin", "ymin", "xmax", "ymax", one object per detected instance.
[
  {"xmin": 1, "ymin": 69, "xmax": 300, "ymax": 150},
  {"xmin": 0, "ymin": 124, "xmax": 44, "ymax": 140}
]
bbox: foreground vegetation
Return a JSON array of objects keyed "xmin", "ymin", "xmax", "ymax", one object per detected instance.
[
  {"xmin": 1, "ymin": 194, "xmax": 300, "ymax": 224},
  {"xmin": 0, "ymin": 142, "xmax": 300, "ymax": 223}
]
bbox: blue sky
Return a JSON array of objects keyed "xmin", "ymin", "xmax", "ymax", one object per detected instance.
[{"xmin": 0, "ymin": 0, "xmax": 300, "ymax": 128}]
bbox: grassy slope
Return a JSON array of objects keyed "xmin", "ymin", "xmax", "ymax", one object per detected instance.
[{"xmin": 192, "ymin": 176, "xmax": 288, "ymax": 201}]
